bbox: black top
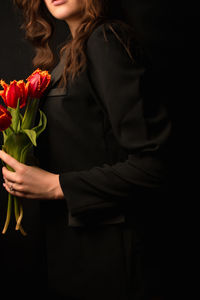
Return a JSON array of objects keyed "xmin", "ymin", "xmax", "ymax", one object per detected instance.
[{"xmin": 36, "ymin": 23, "xmax": 171, "ymax": 226}]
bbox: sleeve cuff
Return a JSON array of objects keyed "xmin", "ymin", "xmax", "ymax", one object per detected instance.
[{"xmin": 59, "ymin": 171, "xmax": 120, "ymax": 218}]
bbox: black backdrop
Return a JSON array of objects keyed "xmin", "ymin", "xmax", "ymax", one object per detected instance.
[{"xmin": 0, "ymin": 1, "xmax": 184, "ymax": 299}]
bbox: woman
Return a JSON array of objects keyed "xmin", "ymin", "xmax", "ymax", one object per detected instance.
[{"xmin": 0, "ymin": 0, "xmax": 171, "ymax": 299}]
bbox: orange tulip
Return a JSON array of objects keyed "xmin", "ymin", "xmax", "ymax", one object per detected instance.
[
  {"xmin": 0, "ymin": 105, "xmax": 12, "ymax": 131},
  {"xmin": 26, "ymin": 68, "xmax": 51, "ymax": 99},
  {"xmin": 0, "ymin": 80, "xmax": 29, "ymax": 109}
]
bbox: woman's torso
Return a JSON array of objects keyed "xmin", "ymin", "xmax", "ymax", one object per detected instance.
[{"xmin": 36, "ymin": 56, "xmax": 128, "ymax": 176}]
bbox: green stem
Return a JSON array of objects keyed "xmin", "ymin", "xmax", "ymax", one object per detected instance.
[
  {"xmin": 2, "ymin": 193, "xmax": 12, "ymax": 234},
  {"xmin": 22, "ymin": 98, "xmax": 39, "ymax": 129},
  {"xmin": 14, "ymin": 196, "xmax": 19, "ymax": 221},
  {"xmin": 14, "ymin": 197, "xmax": 27, "ymax": 236}
]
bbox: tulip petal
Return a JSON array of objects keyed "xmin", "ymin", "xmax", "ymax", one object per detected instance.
[
  {"xmin": 0, "ymin": 80, "xmax": 8, "ymax": 90},
  {"xmin": 0, "ymin": 105, "xmax": 12, "ymax": 131},
  {"xmin": 26, "ymin": 69, "xmax": 51, "ymax": 99},
  {"xmin": 0, "ymin": 80, "xmax": 8, "ymax": 103}
]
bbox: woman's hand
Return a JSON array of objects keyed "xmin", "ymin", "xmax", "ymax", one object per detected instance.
[{"xmin": 0, "ymin": 150, "xmax": 64, "ymax": 200}]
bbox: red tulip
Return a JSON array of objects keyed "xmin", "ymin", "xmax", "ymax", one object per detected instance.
[
  {"xmin": 26, "ymin": 69, "xmax": 51, "ymax": 99},
  {"xmin": 0, "ymin": 80, "xmax": 29, "ymax": 109},
  {"xmin": 0, "ymin": 105, "xmax": 12, "ymax": 131}
]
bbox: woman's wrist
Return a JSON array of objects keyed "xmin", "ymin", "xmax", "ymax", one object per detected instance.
[{"xmin": 51, "ymin": 174, "xmax": 65, "ymax": 200}]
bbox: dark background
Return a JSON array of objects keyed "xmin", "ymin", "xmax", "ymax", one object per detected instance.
[{"xmin": 0, "ymin": 1, "xmax": 185, "ymax": 299}]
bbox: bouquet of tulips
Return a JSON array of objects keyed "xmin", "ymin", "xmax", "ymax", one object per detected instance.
[{"xmin": 0, "ymin": 69, "xmax": 51, "ymax": 235}]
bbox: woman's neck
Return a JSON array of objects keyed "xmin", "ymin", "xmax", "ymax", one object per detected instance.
[{"xmin": 65, "ymin": 19, "xmax": 82, "ymax": 38}]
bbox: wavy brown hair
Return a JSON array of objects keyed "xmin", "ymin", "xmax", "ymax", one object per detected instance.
[{"xmin": 14, "ymin": 0, "xmax": 134, "ymax": 87}]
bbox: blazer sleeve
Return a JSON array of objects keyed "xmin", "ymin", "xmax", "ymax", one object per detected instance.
[{"xmin": 59, "ymin": 24, "xmax": 172, "ymax": 218}]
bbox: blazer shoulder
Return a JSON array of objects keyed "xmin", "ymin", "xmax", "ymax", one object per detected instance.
[
  {"xmin": 87, "ymin": 21, "xmax": 131, "ymax": 48},
  {"xmin": 86, "ymin": 21, "xmax": 146, "ymax": 67}
]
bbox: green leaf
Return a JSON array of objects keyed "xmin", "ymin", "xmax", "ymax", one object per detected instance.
[
  {"xmin": 9, "ymin": 99, "xmax": 21, "ymax": 132},
  {"xmin": 20, "ymin": 113, "xmax": 23, "ymax": 120},
  {"xmin": 1, "ymin": 131, "xmax": 34, "ymax": 166},
  {"xmin": 19, "ymin": 141, "xmax": 33, "ymax": 164},
  {"xmin": 2, "ymin": 132, "xmax": 30, "ymax": 163},
  {"xmin": 21, "ymin": 98, "xmax": 39, "ymax": 130},
  {"xmin": 21, "ymin": 129, "xmax": 37, "ymax": 146},
  {"xmin": 4, "ymin": 127, "xmax": 12, "ymax": 136},
  {"xmin": 32, "ymin": 109, "xmax": 47, "ymax": 138}
]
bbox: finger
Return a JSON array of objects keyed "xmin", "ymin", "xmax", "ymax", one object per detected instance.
[
  {"xmin": 3, "ymin": 178, "xmax": 11, "ymax": 186},
  {"xmin": 3, "ymin": 182, "xmax": 28, "ymax": 198},
  {"xmin": 2, "ymin": 167, "xmax": 17, "ymax": 183},
  {"xmin": 3, "ymin": 178, "xmax": 23, "ymax": 193},
  {"xmin": 0, "ymin": 150, "xmax": 22, "ymax": 172}
]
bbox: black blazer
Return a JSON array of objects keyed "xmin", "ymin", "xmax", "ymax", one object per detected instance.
[
  {"xmin": 34, "ymin": 23, "xmax": 171, "ymax": 299},
  {"xmin": 37, "ymin": 23, "xmax": 171, "ymax": 226}
]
